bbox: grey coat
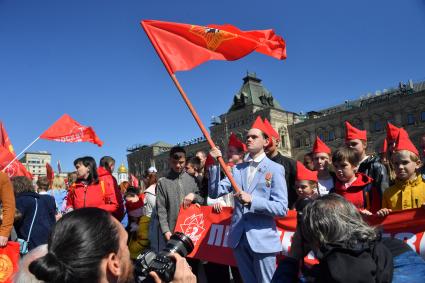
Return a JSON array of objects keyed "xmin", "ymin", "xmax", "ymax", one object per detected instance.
[{"xmin": 155, "ymin": 170, "xmax": 203, "ymax": 236}]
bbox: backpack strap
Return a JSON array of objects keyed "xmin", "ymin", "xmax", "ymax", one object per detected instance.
[
  {"xmin": 100, "ymin": 180, "xmax": 105, "ymax": 196},
  {"xmin": 27, "ymin": 198, "xmax": 38, "ymax": 242}
]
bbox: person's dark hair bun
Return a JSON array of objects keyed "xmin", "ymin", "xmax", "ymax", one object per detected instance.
[{"xmin": 29, "ymin": 252, "xmax": 68, "ymax": 282}]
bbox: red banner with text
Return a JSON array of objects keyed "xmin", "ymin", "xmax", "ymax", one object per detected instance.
[{"xmin": 174, "ymin": 206, "xmax": 425, "ymax": 266}]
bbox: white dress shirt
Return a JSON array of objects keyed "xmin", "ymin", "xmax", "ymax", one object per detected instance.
[{"xmin": 244, "ymin": 152, "xmax": 266, "ymax": 188}]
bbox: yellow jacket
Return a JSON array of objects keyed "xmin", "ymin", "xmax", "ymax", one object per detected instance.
[{"xmin": 382, "ymin": 175, "xmax": 425, "ymax": 211}]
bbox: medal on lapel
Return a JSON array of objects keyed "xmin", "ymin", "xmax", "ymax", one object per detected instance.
[{"xmin": 265, "ymin": 172, "xmax": 272, "ymax": 188}]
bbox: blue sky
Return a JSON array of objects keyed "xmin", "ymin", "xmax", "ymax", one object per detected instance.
[{"xmin": 1, "ymin": 0, "xmax": 425, "ymax": 172}]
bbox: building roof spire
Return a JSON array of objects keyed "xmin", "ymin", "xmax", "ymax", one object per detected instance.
[{"xmin": 229, "ymin": 73, "xmax": 283, "ymax": 112}]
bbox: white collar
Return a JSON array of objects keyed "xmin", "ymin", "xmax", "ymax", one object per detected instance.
[
  {"xmin": 360, "ymin": 155, "xmax": 369, "ymax": 164},
  {"xmin": 245, "ymin": 152, "xmax": 266, "ymax": 163}
]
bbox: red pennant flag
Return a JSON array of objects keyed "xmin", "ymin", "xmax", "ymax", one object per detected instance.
[
  {"xmin": 130, "ymin": 174, "xmax": 139, "ymax": 188},
  {"xmin": 141, "ymin": 20, "xmax": 286, "ymax": 74},
  {"xmin": 40, "ymin": 114, "xmax": 103, "ymax": 147},
  {"xmin": 0, "ymin": 122, "xmax": 15, "ymax": 154},
  {"xmin": 0, "ymin": 146, "xmax": 32, "ymax": 179},
  {"xmin": 46, "ymin": 162, "xmax": 54, "ymax": 182}
]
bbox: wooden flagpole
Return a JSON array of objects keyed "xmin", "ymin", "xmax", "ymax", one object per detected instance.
[{"xmin": 169, "ymin": 74, "xmax": 242, "ymax": 193}]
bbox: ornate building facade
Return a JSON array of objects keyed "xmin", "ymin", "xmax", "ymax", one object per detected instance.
[
  {"xmin": 127, "ymin": 74, "xmax": 425, "ymax": 177},
  {"xmin": 127, "ymin": 73, "xmax": 297, "ymax": 176},
  {"xmin": 289, "ymin": 81, "xmax": 425, "ymax": 160}
]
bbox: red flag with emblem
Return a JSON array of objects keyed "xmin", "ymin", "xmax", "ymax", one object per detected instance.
[
  {"xmin": 0, "ymin": 146, "xmax": 32, "ymax": 179},
  {"xmin": 40, "ymin": 114, "xmax": 103, "ymax": 147},
  {"xmin": 0, "ymin": 122, "xmax": 15, "ymax": 154},
  {"xmin": 141, "ymin": 20, "xmax": 286, "ymax": 74}
]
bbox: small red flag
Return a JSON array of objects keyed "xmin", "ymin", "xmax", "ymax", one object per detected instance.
[
  {"xmin": 0, "ymin": 122, "xmax": 15, "ymax": 154},
  {"xmin": 0, "ymin": 146, "xmax": 32, "ymax": 179},
  {"xmin": 46, "ymin": 162, "xmax": 54, "ymax": 182},
  {"xmin": 40, "ymin": 114, "xmax": 103, "ymax": 147},
  {"xmin": 141, "ymin": 20, "xmax": 286, "ymax": 74},
  {"xmin": 130, "ymin": 174, "xmax": 139, "ymax": 188}
]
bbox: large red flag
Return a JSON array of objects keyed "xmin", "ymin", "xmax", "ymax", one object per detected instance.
[
  {"xmin": 141, "ymin": 20, "xmax": 286, "ymax": 74},
  {"xmin": 0, "ymin": 122, "xmax": 14, "ymax": 154},
  {"xmin": 0, "ymin": 146, "xmax": 32, "ymax": 179},
  {"xmin": 40, "ymin": 114, "xmax": 103, "ymax": 147}
]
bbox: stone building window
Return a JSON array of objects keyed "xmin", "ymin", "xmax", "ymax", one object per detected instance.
[
  {"xmin": 421, "ymin": 111, "xmax": 425, "ymax": 122},
  {"xmin": 280, "ymin": 135, "xmax": 286, "ymax": 147},
  {"xmin": 304, "ymin": 136, "xmax": 310, "ymax": 146},
  {"xmin": 407, "ymin": 114, "xmax": 415, "ymax": 125},
  {"xmin": 374, "ymin": 121, "xmax": 383, "ymax": 132},
  {"xmin": 295, "ymin": 138, "xmax": 301, "ymax": 148},
  {"xmin": 328, "ymin": 131, "xmax": 335, "ymax": 141}
]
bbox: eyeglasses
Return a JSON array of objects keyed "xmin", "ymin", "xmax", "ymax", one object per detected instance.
[{"xmin": 246, "ymin": 135, "xmax": 259, "ymax": 140}]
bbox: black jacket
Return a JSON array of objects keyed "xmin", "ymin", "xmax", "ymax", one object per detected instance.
[
  {"xmin": 272, "ymin": 236, "xmax": 395, "ymax": 283},
  {"xmin": 358, "ymin": 155, "xmax": 389, "ymax": 196},
  {"xmin": 314, "ymin": 239, "xmax": 393, "ymax": 283},
  {"xmin": 270, "ymin": 152, "xmax": 297, "ymax": 207},
  {"xmin": 14, "ymin": 192, "xmax": 56, "ymax": 250}
]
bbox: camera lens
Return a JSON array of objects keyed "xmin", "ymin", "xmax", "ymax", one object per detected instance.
[{"xmin": 163, "ymin": 232, "xmax": 194, "ymax": 257}]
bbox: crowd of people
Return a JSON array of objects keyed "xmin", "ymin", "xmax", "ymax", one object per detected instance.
[{"xmin": 1, "ymin": 117, "xmax": 425, "ymax": 282}]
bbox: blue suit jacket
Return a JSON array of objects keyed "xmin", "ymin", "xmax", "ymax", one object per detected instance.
[{"xmin": 209, "ymin": 155, "xmax": 288, "ymax": 253}]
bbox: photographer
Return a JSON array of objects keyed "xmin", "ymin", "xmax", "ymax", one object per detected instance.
[
  {"xmin": 28, "ymin": 207, "xmax": 195, "ymax": 283},
  {"xmin": 272, "ymin": 194, "xmax": 425, "ymax": 283}
]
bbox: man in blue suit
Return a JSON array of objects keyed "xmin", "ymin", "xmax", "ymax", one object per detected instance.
[{"xmin": 209, "ymin": 116, "xmax": 288, "ymax": 283}]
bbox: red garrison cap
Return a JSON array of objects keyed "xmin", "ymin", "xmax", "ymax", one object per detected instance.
[
  {"xmin": 394, "ymin": 128, "xmax": 419, "ymax": 156},
  {"xmin": 228, "ymin": 133, "xmax": 247, "ymax": 152},
  {"xmin": 263, "ymin": 118, "xmax": 280, "ymax": 140},
  {"xmin": 251, "ymin": 116, "xmax": 269, "ymax": 135},
  {"xmin": 296, "ymin": 161, "xmax": 318, "ymax": 182},
  {"xmin": 312, "ymin": 136, "xmax": 331, "ymax": 154},
  {"xmin": 345, "ymin": 121, "xmax": 367, "ymax": 141},
  {"xmin": 204, "ymin": 154, "xmax": 215, "ymax": 168},
  {"xmin": 386, "ymin": 122, "xmax": 400, "ymax": 142}
]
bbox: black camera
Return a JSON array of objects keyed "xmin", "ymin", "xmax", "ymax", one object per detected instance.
[{"xmin": 135, "ymin": 232, "xmax": 194, "ymax": 282}]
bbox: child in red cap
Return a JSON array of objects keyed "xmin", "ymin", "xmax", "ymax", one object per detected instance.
[
  {"xmin": 344, "ymin": 121, "xmax": 389, "ymax": 203},
  {"xmin": 293, "ymin": 161, "xmax": 318, "ymax": 211},
  {"xmin": 331, "ymin": 147, "xmax": 380, "ymax": 215},
  {"xmin": 378, "ymin": 129, "xmax": 425, "ymax": 216},
  {"xmin": 311, "ymin": 136, "xmax": 335, "ymax": 196}
]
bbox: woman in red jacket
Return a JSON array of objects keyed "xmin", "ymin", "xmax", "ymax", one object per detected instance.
[{"xmin": 66, "ymin": 156, "xmax": 119, "ymax": 214}]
